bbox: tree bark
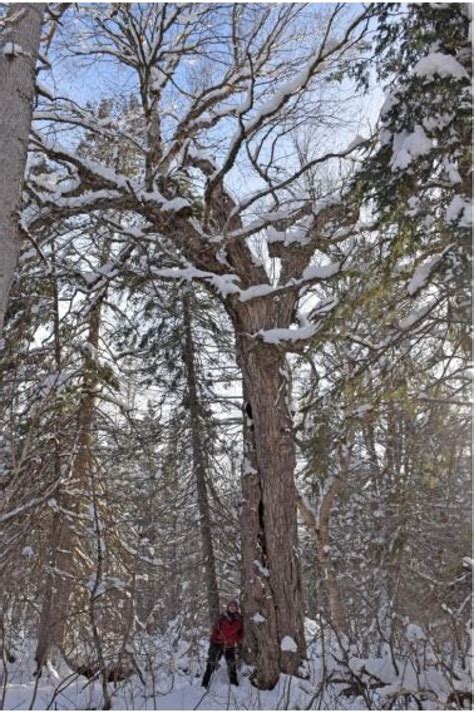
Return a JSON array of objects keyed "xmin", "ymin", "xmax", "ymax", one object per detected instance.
[
  {"xmin": 239, "ymin": 369, "xmax": 280, "ymax": 689},
  {"xmin": 236, "ymin": 333, "xmax": 305, "ymax": 688},
  {"xmin": 0, "ymin": 3, "xmax": 45, "ymax": 335},
  {"xmin": 35, "ymin": 245, "xmax": 64, "ymax": 670},
  {"xmin": 181, "ymin": 292, "xmax": 220, "ymax": 622},
  {"xmin": 35, "ymin": 300, "xmax": 102, "ymax": 667}
]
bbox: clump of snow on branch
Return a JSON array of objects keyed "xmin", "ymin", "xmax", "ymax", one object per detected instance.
[{"xmin": 413, "ymin": 52, "xmax": 469, "ymax": 80}]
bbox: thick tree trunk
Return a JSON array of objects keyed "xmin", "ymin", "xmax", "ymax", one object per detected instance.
[
  {"xmin": 0, "ymin": 3, "xmax": 45, "ymax": 335},
  {"xmin": 182, "ymin": 293, "xmax": 220, "ymax": 622},
  {"xmin": 240, "ymin": 375, "xmax": 280, "ymax": 688},
  {"xmin": 236, "ymin": 335, "xmax": 305, "ymax": 689}
]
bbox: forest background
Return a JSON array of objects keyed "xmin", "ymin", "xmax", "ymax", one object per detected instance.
[{"xmin": 0, "ymin": 1, "xmax": 471, "ymax": 709}]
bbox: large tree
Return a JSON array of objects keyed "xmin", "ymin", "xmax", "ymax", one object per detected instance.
[
  {"xmin": 0, "ymin": 4, "xmax": 471, "ymax": 705},
  {"xmin": 24, "ymin": 3, "xmax": 372, "ymax": 687}
]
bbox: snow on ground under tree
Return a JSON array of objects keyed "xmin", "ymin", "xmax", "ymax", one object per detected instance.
[{"xmin": 2, "ymin": 621, "xmax": 471, "ymax": 710}]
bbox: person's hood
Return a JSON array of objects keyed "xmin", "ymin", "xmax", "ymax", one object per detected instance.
[{"xmin": 225, "ymin": 610, "xmax": 240, "ymax": 620}]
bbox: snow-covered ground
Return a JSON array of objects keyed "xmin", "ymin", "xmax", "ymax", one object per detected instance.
[
  {"xmin": 2, "ymin": 622, "xmax": 472, "ymax": 710},
  {"xmin": 3, "ymin": 669, "xmax": 323, "ymax": 711}
]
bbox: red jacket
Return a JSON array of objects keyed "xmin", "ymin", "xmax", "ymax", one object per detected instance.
[{"xmin": 210, "ymin": 613, "xmax": 243, "ymax": 647}]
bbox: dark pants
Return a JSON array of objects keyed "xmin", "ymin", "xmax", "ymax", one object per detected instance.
[{"xmin": 202, "ymin": 642, "xmax": 238, "ymax": 687}]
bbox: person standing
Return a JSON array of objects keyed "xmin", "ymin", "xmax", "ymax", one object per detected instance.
[{"xmin": 202, "ymin": 600, "xmax": 243, "ymax": 688}]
